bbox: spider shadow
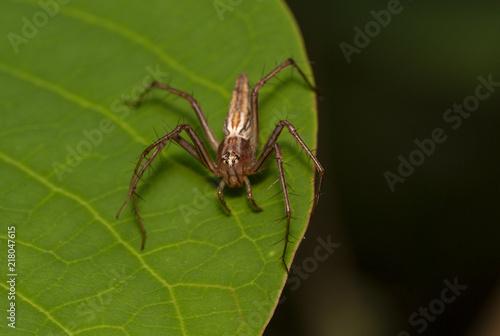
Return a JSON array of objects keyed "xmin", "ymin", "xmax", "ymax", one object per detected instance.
[
  {"xmin": 172, "ymin": 151, "xmax": 275, "ymax": 215},
  {"xmin": 128, "ymin": 74, "xmax": 313, "ymax": 215},
  {"xmin": 130, "ymin": 145, "xmax": 276, "ymax": 217},
  {"xmin": 132, "ymin": 149, "xmax": 215, "ymax": 198},
  {"xmin": 129, "ymin": 95, "xmax": 216, "ymax": 192}
]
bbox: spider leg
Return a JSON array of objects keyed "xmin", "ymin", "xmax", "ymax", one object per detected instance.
[
  {"xmin": 244, "ymin": 176, "xmax": 263, "ymax": 211},
  {"xmin": 246, "ymin": 141, "xmax": 292, "ymax": 272},
  {"xmin": 116, "ymin": 124, "xmax": 217, "ymax": 250},
  {"xmin": 126, "ymin": 81, "xmax": 220, "ymax": 151},
  {"xmin": 273, "ymin": 142, "xmax": 292, "ymax": 273},
  {"xmin": 248, "ymin": 120, "xmax": 323, "ymax": 271},
  {"xmin": 217, "ymin": 179, "xmax": 231, "ymax": 213},
  {"xmin": 251, "ymin": 120, "xmax": 323, "ymax": 215},
  {"xmin": 249, "ymin": 58, "xmax": 317, "ymax": 150},
  {"xmin": 116, "ymin": 139, "xmax": 166, "ymax": 221}
]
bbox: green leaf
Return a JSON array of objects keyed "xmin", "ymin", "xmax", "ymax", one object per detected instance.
[{"xmin": 0, "ymin": 0, "xmax": 318, "ymax": 335}]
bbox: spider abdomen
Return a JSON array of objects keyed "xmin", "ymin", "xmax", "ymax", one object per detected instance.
[{"xmin": 223, "ymin": 73, "xmax": 252, "ymax": 140}]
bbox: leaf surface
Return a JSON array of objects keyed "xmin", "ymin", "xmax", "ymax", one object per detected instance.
[{"xmin": 0, "ymin": 0, "xmax": 318, "ymax": 335}]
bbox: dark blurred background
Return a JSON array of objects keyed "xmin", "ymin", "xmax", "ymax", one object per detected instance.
[{"xmin": 266, "ymin": 1, "xmax": 500, "ymax": 335}]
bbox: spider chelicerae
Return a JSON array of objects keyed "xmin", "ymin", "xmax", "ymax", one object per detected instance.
[{"xmin": 116, "ymin": 58, "xmax": 324, "ymax": 272}]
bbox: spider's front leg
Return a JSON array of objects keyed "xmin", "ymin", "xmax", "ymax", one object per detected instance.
[
  {"xmin": 116, "ymin": 124, "xmax": 217, "ymax": 251},
  {"xmin": 125, "ymin": 81, "xmax": 220, "ymax": 152},
  {"xmin": 250, "ymin": 120, "xmax": 324, "ymax": 272},
  {"xmin": 249, "ymin": 58, "xmax": 317, "ymax": 150}
]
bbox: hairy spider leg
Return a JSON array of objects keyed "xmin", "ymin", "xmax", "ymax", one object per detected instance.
[
  {"xmin": 249, "ymin": 120, "xmax": 324, "ymax": 272},
  {"xmin": 116, "ymin": 124, "xmax": 217, "ymax": 250},
  {"xmin": 246, "ymin": 58, "xmax": 321, "ymax": 272},
  {"xmin": 249, "ymin": 58, "xmax": 317, "ymax": 151},
  {"xmin": 126, "ymin": 81, "xmax": 220, "ymax": 151}
]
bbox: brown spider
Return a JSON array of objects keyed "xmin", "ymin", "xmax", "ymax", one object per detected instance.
[{"xmin": 116, "ymin": 58, "xmax": 324, "ymax": 272}]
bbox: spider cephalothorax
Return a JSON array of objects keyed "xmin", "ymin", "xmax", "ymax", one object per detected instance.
[
  {"xmin": 117, "ymin": 58, "xmax": 323, "ymax": 272},
  {"xmin": 216, "ymin": 136, "xmax": 255, "ymax": 188}
]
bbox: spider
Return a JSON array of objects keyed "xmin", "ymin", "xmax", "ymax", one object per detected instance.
[{"xmin": 116, "ymin": 58, "xmax": 324, "ymax": 272}]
